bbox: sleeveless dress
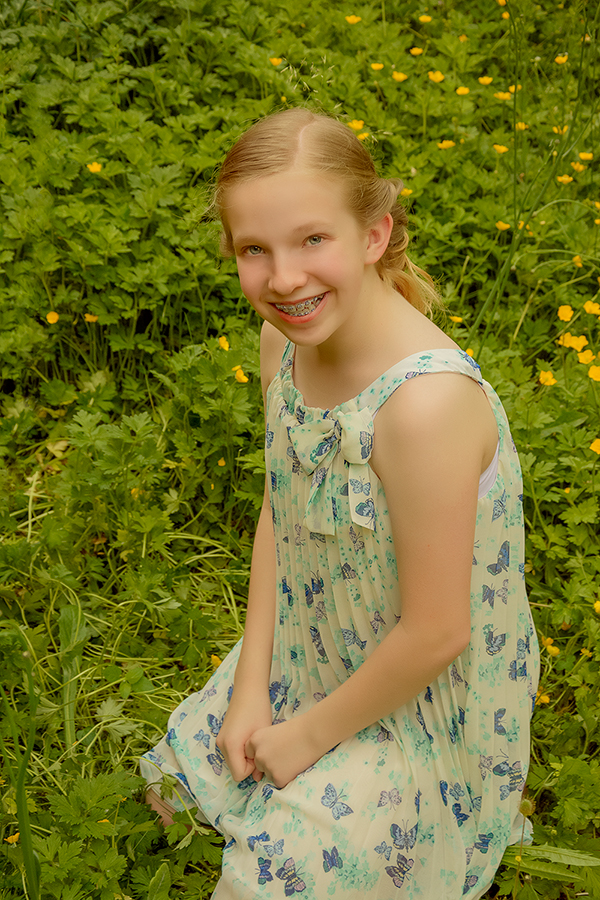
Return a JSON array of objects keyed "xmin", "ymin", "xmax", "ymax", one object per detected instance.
[{"xmin": 140, "ymin": 345, "xmax": 540, "ymax": 900}]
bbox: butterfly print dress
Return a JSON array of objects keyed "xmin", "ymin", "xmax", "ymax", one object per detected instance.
[{"xmin": 141, "ymin": 346, "xmax": 540, "ymax": 899}]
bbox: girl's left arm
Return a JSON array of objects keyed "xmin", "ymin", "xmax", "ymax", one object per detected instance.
[{"xmin": 246, "ymin": 372, "xmax": 498, "ymax": 787}]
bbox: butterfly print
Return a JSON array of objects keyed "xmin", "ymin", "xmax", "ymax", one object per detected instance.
[
  {"xmin": 256, "ymin": 857, "xmax": 273, "ymax": 885},
  {"xmin": 349, "ymin": 477, "xmax": 371, "ymax": 496},
  {"xmin": 339, "ymin": 655, "xmax": 353, "ymax": 671},
  {"xmin": 509, "ymin": 659, "xmax": 527, "ymax": 681},
  {"xmin": 174, "ymin": 771, "xmax": 195, "ymax": 797},
  {"xmin": 341, "ymin": 625, "xmax": 366, "ymax": 650},
  {"xmin": 207, "ymin": 713, "xmax": 224, "ymax": 737},
  {"xmin": 517, "ymin": 636, "xmax": 530, "ymax": 658},
  {"xmin": 294, "ymin": 524, "xmax": 305, "ymax": 546},
  {"xmin": 321, "ymin": 783, "xmax": 354, "ymax": 820},
  {"xmin": 479, "ymin": 755, "xmax": 493, "ymax": 780},
  {"xmin": 322, "ymin": 846, "xmax": 343, "ymax": 872},
  {"xmin": 269, "ymin": 676, "xmax": 291, "ymax": 712},
  {"xmin": 450, "ymin": 664, "xmax": 464, "ymax": 686},
  {"xmin": 270, "ymin": 471, "xmax": 278, "ymax": 493},
  {"xmin": 414, "ymin": 790, "xmax": 421, "ymax": 814},
  {"xmin": 339, "ymin": 482, "xmax": 349, "ymax": 496},
  {"xmin": 265, "ymin": 424, "xmax": 274, "ymax": 449},
  {"xmin": 492, "ymin": 490, "xmax": 507, "ymax": 521},
  {"xmin": 193, "ymin": 729, "xmax": 210, "ymax": 748},
  {"xmin": 385, "ymin": 853, "xmax": 414, "ymax": 889},
  {"xmin": 494, "ymin": 708, "xmax": 506, "ymax": 735},
  {"xmin": 206, "ymin": 746, "xmax": 225, "ymax": 775},
  {"xmin": 378, "ymin": 788, "xmax": 401, "ymax": 810},
  {"xmin": 355, "ymin": 498, "xmax": 376, "ymax": 527},
  {"xmin": 376, "ymin": 725, "xmax": 394, "ymax": 743},
  {"xmin": 309, "ymin": 531, "xmax": 326, "ymax": 544},
  {"xmin": 360, "ymin": 430, "xmax": 373, "ymax": 459},
  {"xmin": 247, "ymin": 831, "xmax": 270, "ymax": 851},
  {"xmin": 424, "ymin": 686, "xmax": 433, "ymax": 703},
  {"xmin": 281, "ymin": 576, "xmax": 294, "ymax": 607},
  {"xmin": 309, "ymin": 626, "xmax": 327, "ymax": 659},
  {"xmin": 165, "ymin": 727, "xmax": 175, "ymax": 746},
  {"xmin": 199, "ymin": 686, "xmax": 216, "ymax": 703},
  {"xmin": 487, "ymin": 540, "xmax": 509, "ymax": 575},
  {"xmin": 313, "ymin": 690, "xmax": 327, "ymax": 702},
  {"xmin": 276, "ymin": 857, "xmax": 307, "ymax": 895},
  {"xmin": 390, "ymin": 821, "xmax": 418, "ymax": 850},
  {"xmin": 311, "ymin": 467, "xmax": 327, "ymax": 488},
  {"xmin": 286, "ymin": 446, "xmax": 302, "ymax": 474},
  {"xmin": 482, "ymin": 584, "xmax": 496, "ymax": 607},
  {"xmin": 265, "ymin": 839, "xmax": 285, "ymax": 857},
  {"xmin": 375, "ymin": 841, "xmax": 392, "ymax": 860},
  {"xmin": 484, "ymin": 625, "xmax": 506, "ymax": 655},
  {"xmin": 349, "ymin": 525, "xmax": 365, "ymax": 552},
  {"xmin": 341, "ymin": 562, "xmax": 357, "ymax": 580},
  {"xmin": 314, "ymin": 600, "xmax": 327, "ymax": 621},
  {"xmin": 370, "ymin": 610, "xmax": 386, "ymax": 633},
  {"xmin": 474, "ymin": 832, "xmax": 494, "ymax": 853},
  {"xmin": 463, "ymin": 874, "xmax": 479, "ymax": 892},
  {"xmin": 452, "ymin": 802, "xmax": 470, "ymax": 826},
  {"xmin": 416, "ymin": 702, "xmax": 433, "ymax": 744}
]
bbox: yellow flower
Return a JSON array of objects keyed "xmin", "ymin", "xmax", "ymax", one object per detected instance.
[
  {"xmin": 84, "ymin": 313, "xmax": 98, "ymax": 323},
  {"xmin": 371, "ymin": 63, "xmax": 384, "ymax": 71},
  {"xmin": 410, "ymin": 47, "xmax": 424, "ymax": 56},
  {"xmin": 235, "ymin": 368, "xmax": 249, "ymax": 383},
  {"xmin": 217, "ymin": 458, "xmax": 226, "ymax": 467},
  {"xmin": 579, "ymin": 152, "xmax": 593, "ymax": 161},
  {"xmin": 595, "ymin": 202, "xmax": 600, "ymax": 210},
  {"xmin": 553, "ymin": 125, "xmax": 569, "ymax": 135},
  {"xmin": 557, "ymin": 174, "xmax": 573, "ymax": 184},
  {"xmin": 539, "ymin": 371, "xmax": 557, "ymax": 386},
  {"xmin": 547, "ymin": 645, "xmax": 560, "ymax": 657},
  {"xmin": 456, "ymin": 86, "xmax": 470, "ymax": 96},
  {"xmin": 508, "ymin": 84, "xmax": 522, "ymax": 93},
  {"xmin": 46, "ymin": 311, "xmax": 59, "ymax": 324},
  {"xmin": 269, "ymin": 57, "xmax": 283, "ymax": 66},
  {"xmin": 459, "ymin": 34, "xmax": 468, "ymax": 42},
  {"xmin": 493, "ymin": 144, "xmax": 509, "ymax": 154},
  {"xmin": 572, "ymin": 254, "xmax": 583, "ymax": 267},
  {"xmin": 4, "ymin": 833, "xmax": 19, "ymax": 844},
  {"xmin": 357, "ymin": 132, "xmax": 369, "ymax": 140},
  {"xmin": 594, "ymin": 599, "xmax": 600, "ymax": 612},
  {"xmin": 345, "ymin": 14, "xmax": 361, "ymax": 23},
  {"xmin": 541, "ymin": 636, "xmax": 554, "ymax": 648},
  {"xmin": 578, "ymin": 350, "xmax": 595, "ymax": 364},
  {"xmin": 392, "ymin": 71, "xmax": 408, "ymax": 82},
  {"xmin": 87, "ymin": 162, "xmax": 102, "ymax": 173},
  {"xmin": 557, "ymin": 304, "xmax": 574, "ymax": 321},
  {"xmin": 211, "ymin": 654, "xmax": 222, "ymax": 667},
  {"xmin": 569, "ymin": 335, "xmax": 589, "ymax": 352},
  {"xmin": 348, "ymin": 119, "xmax": 364, "ymax": 131},
  {"xmin": 497, "ymin": 0, "xmax": 506, "ymax": 5},
  {"xmin": 465, "ymin": 348, "xmax": 474, "ymax": 356},
  {"xmin": 428, "ymin": 70, "xmax": 444, "ymax": 83},
  {"xmin": 564, "ymin": 487, "xmax": 570, "ymax": 493},
  {"xmin": 479, "ymin": 76, "xmax": 493, "ymax": 85},
  {"xmin": 496, "ymin": 221, "xmax": 510, "ymax": 231},
  {"xmin": 584, "ymin": 300, "xmax": 600, "ymax": 315},
  {"xmin": 571, "ymin": 161, "xmax": 586, "ymax": 173},
  {"xmin": 537, "ymin": 693, "xmax": 550, "ymax": 704},
  {"xmin": 418, "ymin": 14, "xmax": 432, "ymax": 22},
  {"xmin": 449, "ymin": 315, "xmax": 463, "ymax": 323},
  {"xmin": 515, "ymin": 122, "xmax": 529, "ymax": 130},
  {"xmin": 281, "ymin": 96, "xmax": 287, "ymax": 102},
  {"xmin": 595, "ymin": 219, "xmax": 600, "ymax": 225},
  {"xmin": 218, "ymin": 335, "xmax": 230, "ymax": 351},
  {"xmin": 580, "ymin": 647, "xmax": 593, "ymax": 657},
  {"xmin": 494, "ymin": 91, "xmax": 512, "ymax": 100},
  {"xmin": 437, "ymin": 140, "xmax": 455, "ymax": 149},
  {"xmin": 502, "ymin": 11, "xmax": 510, "ymax": 18},
  {"xmin": 97, "ymin": 818, "xmax": 110, "ymax": 824},
  {"xmin": 555, "ymin": 54, "xmax": 568, "ymax": 64},
  {"xmin": 131, "ymin": 487, "xmax": 140, "ymax": 499},
  {"xmin": 400, "ymin": 188, "xmax": 413, "ymax": 196},
  {"xmin": 589, "ymin": 365, "xmax": 600, "ymax": 382}
]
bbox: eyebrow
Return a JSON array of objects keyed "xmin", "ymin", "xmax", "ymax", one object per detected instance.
[{"xmin": 232, "ymin": 222, "xmax": 333, "ymax": 246}]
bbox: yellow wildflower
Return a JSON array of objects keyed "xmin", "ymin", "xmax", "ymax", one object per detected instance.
[
  {"xmin": 557, "ymin": 305, "xmax": 574, "ymax": 321},
  {"xmin": 211, "ymin": 654, "xmax": 222, "ymax": 667},
  {"xmin": 572, "ymin": 254, "xmax": 583, "ymax": 267},
  {"xmin": 479, "ymin": 76, "xmax": 493, "ymax": 85},
  {"xmin": 269, "ymin": 57, "xmax": 282, "ymax": 66},
  {"xmin": 553, "ymin": 125, "xmax": 568, "ymax": 135},
  {"xmin": 518, "ymin": 220, "xmax": 525, "ymax": 229},
  {"xmin": 537, "ymin": 694, "xmax": 550, "ymax": 704},
  {"xmin": 502, "ymin": 11, "xmax": 510, "ymax": 18},
  {"xmin": 410, "ymin": 47, "xmax": 424, "ymax": 56},
  {"xmin": 539, "ymin": 371, "xmax": 557, "ymax": 386},
  {"xmin": 589, "ymin": 365, "xmax": 600, "ymax": 382},
  {"xmin": 555, "ymin": 54, "xmax": 568, "ymax": 64},
  {"xmin": 580, "ymin": 648, "xmax": 593, "ymax": 658},
  {"xmin": 218, "ymin": 336, "xmax": 230, "ymax": 351},
  {"xmin": 557, "ymin": 174, "xmax": 573, "ymax": 184},
  {"xmin": 449, "ymin": 315, "xmax": 463, "ymax": 323},
  {"xmin": 595, "ymin": 202, "xmax": 600, "ymax": 210},
  {"xmin": 392, "ymin": 71, "xmax": 408, "ymax": 82},
  {"xmin": 371, "ymin": 63, "xmax": 384, "ymax": 71},
  {"xmin": 348, "ymin": 119, "xmax": 364, "ymax": 131},
  {"xmin": 595, "ymin": 219, "xmax": 600, "ymax": 225},
  {"xmin": 4, "ymin": 833, "xmax": 19, "ymax": 844},
  {"xmin": 97, "ymin": 818, "xmax": 110, "ymax": 824},
  {"xmin": 591, "ymin": 440, "xmax": 600, "ymax": 455},
  {"xmin": 594, "ymin": 600, "xmax": 600, "ymax": 612},
  {"xmin": 494, "ymin": 91, "xmax": 512, "ymax": 100},
  {"xmin": 515, "ymin": 122, "xmax": 529, "ymax": 130},
  {"xmin": 571, "ymin": 162, "xmax": 586, "ymax": 173},
  {"xmin": 217, "ymin": 458, "xmax": 226, "ymax": 467},
  {"xmin": 235, "ymin": 368, "xmax": 249, "ymax": 383},
  {"xmin": 541, "ymin": 636, "xmax": 554, "ymax": 647},
  {"xmin": 508, "ymin": 84, "xmax": 522, "ymax": 93},
  {"xmin": 357, "ymin": 133, "xmax": 369, "ymax": 140},
  {"xmin": 459, "ymin": 34, "xmax": 468, "ymax": 42},
  {"xmin": 465, "ymin": 348, "xmax": 474, "ymax": 357},
  {"xmin": 131, "ymin": 487, "xmax": 140, "ymax": 499},
  {"xmin": 497, "ymin": 0, "xmax": 507, "ymax": 5},
  {"xmin": 400, "ymin": 188, "xmax": 413, "ymax": 196},
  {"xmin": 493, "ymin": 144, "xmax": 509, "ymax": 154},
  {"xmin": 231, "ymin": 364, "xmax": 241, "ymax": 371},
  {"xmin": 84, "ymin": 313, "xmax": 98, "ymax": 323},
  {"xmin": 456, "ymin": 86, "xmax": 470, "ymax": 96},
  {"xmin": 419, "ymin": 14, "xmax": 432, "ymax": 22},
  {"xmin": 583, "ymin": 301, "xmax": 600, "ymax": 315},
  {"xmin": 345, "ymin": 15, "xmax": 361, "ymax": 23},
  {"xmin": 578, "ymin": 350, "xmax": 595, "ymax": 364},
  {"xmin": 437, "ymin": 140, "xmax": 455, "ymax": 149},
  {"xmin": 428, "ymin": 70, "xmax": 444, "ymax": 83},
  {"xmin": 547, "ymin": 645, "xmax": 560, "ymax": 657},
  {"xmin": 564, "ymin": 487, "xmax": 570, "ymax": 493},
  {"xmin": 281, "ymin": 96, "xmax": 286, "ymax": 102},
  {"xmin": 579, "ymin": 152, "xmax": 593, "ymax": 161},
  {"xmin": 496, "ymin": 221, "xmax": 510, "ymax": 231},
  {"xmin": 87, "ymin": 162, "xmax": 102, "ymax": 173},
  {"xmin": 570, "ymin": 335, "xmax": 589, "ymax": 351},
  {"xmin": 46, "ymin": 311, "xmax": 59, "ymax": 324}
]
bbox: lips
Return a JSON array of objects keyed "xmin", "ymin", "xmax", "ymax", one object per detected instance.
[{"xmin": 274, "ymin": 293, "xmax": 326, "ymax": 317}]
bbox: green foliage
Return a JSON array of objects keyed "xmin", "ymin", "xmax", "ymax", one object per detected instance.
[{"xmin": 0, "ymin": 0, "xmax": 599, "ymax": 897}]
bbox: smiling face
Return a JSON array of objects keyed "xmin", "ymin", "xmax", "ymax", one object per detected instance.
[{"xmin": 224, "ymin": 167, "xmax": 390, "ymax": 349}]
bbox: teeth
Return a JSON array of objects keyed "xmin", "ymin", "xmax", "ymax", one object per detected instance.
[{"xmin": 275, "ymin": 294, "xmax": 324, "ymax": 317}]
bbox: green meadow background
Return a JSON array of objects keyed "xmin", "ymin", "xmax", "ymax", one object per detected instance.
[{"xmin": 1, "ymin": 0, "xmax": 599, "ymax": 897}]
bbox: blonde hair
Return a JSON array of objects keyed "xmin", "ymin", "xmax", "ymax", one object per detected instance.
[{"xmin": 214, "ymin": 108, "xmax": 441, "ymax": 315}]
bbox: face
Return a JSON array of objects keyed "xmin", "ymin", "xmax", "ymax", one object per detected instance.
[{"xmin": 224, "ymin": 168, "xmax": 389, "ymax": 348}]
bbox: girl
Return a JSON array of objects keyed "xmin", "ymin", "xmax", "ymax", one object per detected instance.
[{"xmin": 141, "ymin": 108, "xmax": 540, "ymax": 899}]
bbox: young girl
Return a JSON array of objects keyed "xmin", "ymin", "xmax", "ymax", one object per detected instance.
[{"xmin": 141, "ymin": 108, "xmax": 540, "ymax": 899}]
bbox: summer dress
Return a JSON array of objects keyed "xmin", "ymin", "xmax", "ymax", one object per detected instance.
[{"xmin": 141, "ymin": 345, "xmax": 540, "ymax": 900}]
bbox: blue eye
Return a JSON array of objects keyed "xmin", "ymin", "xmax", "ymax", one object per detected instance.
[
  {"xmin": 306, "ymin": 235, "xmax": 322, "ymax": 246},
  {"xmin": 245, "ymin": 245, "xmax": 263, "ymax": 255}
]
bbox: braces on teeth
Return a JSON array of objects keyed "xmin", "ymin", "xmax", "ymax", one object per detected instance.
[{"xmin": 276, "ymin": 293, "xmax": 324, "ymax": 316}]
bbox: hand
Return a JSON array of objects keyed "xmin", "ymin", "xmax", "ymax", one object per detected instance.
[
  {"xmin": 245, "ymin": 717, "xmax": 325, "ymax": 789},
  {"xmin": 216, "ymin": 688, "xmax": 273, "ymax": 783}
]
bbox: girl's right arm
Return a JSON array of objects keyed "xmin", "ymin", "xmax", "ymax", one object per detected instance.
[{"xmin": 215, "ymin": 322, "xmax": 286, "ymax": 783}]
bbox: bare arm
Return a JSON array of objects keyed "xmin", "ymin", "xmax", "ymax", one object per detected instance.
[{"xmin": 246, "ymin": 372, "xmax": 498, "ymax": 785}]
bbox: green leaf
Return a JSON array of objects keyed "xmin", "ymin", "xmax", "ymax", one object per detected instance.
[{"xmin": 147, "ymin": 862, "xmax": 172, "ymax": 900}]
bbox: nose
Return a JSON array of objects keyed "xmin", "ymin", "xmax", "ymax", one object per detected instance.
[{"xmin": 267, "ymin": 252, "xmax": 308, "ymax": 297}]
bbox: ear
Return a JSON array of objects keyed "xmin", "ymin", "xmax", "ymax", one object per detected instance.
[{"xmin": 365, "ymin": 213, "xmax": 393, "ymax": 264}]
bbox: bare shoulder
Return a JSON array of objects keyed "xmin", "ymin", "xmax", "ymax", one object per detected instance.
[{"xmin": 260, "ymin": 321, "xmax": 288, "ymax": 399}]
